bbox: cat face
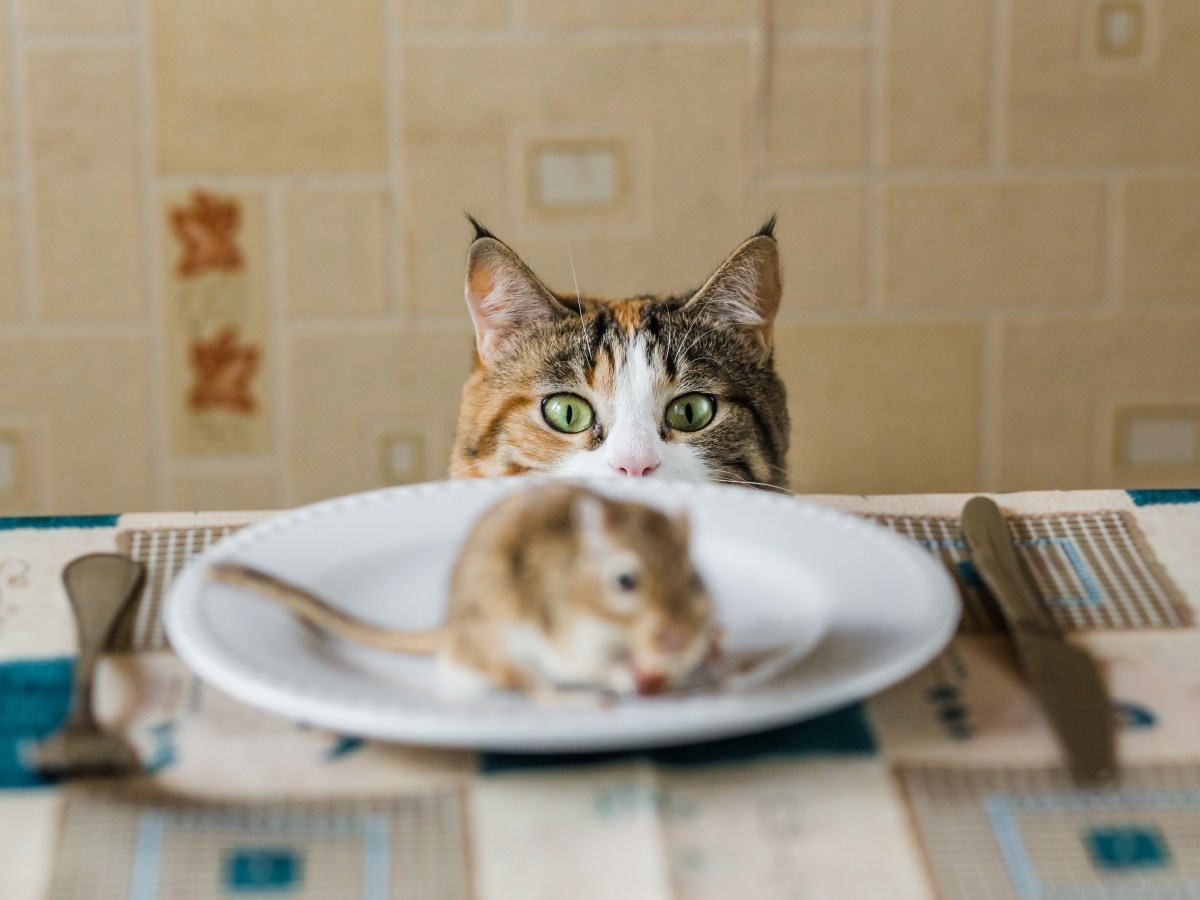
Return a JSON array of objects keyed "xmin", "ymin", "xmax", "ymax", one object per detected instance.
[{"xmin": 450, "ymin": 219, "xmax": 790, "ymax": 488}]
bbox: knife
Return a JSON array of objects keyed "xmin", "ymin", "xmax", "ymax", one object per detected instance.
[{"xmin": 960, "ymin": 496, "xmax": 1116, "ymax": 785}]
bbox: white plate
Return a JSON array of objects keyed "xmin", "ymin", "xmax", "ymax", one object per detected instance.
[{"xmin": 165, "ymin": 477, "xmax": 959, "ymax": 752}]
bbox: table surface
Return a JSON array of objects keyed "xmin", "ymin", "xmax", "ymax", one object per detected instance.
[{"xmin": 2, "ymin": 488, "xmax": 1199, "ymax": 900}]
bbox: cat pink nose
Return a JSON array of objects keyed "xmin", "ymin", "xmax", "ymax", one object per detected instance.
[{"xmin": 612, "ymin": 456, "xmax": 659, "ymax": 477}]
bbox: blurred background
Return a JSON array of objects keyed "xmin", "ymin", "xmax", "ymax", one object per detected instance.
[{"xmin": 0, "ymin": 0, "xmax": 1198, "ymax": 514}]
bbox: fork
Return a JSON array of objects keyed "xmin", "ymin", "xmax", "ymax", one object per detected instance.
[{"xmin": 20, "ymin": 553, "xmax": 145, "ymax": 777}]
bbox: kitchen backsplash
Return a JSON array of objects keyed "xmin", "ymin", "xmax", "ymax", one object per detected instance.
[{"xmin": 0, "ymin": 0, "xmax": 1198, "ymax": 513}]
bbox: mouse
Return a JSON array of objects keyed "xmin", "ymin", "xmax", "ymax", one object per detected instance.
[{"xmin": 206, "ymin": 483, "xmax": 721, "ymax": 699}]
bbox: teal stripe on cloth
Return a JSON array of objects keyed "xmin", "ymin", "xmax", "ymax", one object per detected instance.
[
  {"xmin": 1128, "ymin": 489, "xmax": 1200, "ymax": 506},
  {"xmin": 0, "ymin": 514, "xmax": 119, "ymax": 531},
  {"xmin": 478, "ymin": 702, "xmax": 876, "ymax": 774},
  {"xmin": 0, "ymin": 657, "xmax": 73, "ymax": 788}
]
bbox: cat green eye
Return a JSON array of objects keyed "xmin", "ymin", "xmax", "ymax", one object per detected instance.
[
  {"xmin": 665, "ymin": 394, "xmax": 715, "ymax": 432},
  {"xmin": 542, "ymin": 393, "xmax": 594, "ymax": 434}
]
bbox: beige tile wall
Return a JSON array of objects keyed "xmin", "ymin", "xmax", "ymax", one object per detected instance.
[{"xmin": 0, "ymin": 0, "xmax": 1196, "ymax": 512}]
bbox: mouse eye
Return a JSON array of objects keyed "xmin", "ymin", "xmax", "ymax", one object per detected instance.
[{"xmin": 616, "ymin": 572, "xmax": 638, "ymax": 592}]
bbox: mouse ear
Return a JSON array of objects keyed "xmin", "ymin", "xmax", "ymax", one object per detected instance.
[
  {"xmin": 671, "ymin": 508, "xmax": 691, "ymax": 546},
  {"xmin": 573, "ymin": 493, "xmax": 612, "ymax": 560}
]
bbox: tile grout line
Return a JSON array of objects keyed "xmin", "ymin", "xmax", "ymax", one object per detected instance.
[
  {"xmin": 988, "ymin": 0, "xmax": 1009, "ymax": 169},
  {"xmin": 265, "ymin": 180, "xmax": 290, "ymax": 508},
  {"xmin": 746, "ymin": 0, "xmax": 768, "ymax": 229},
  {"xmin": 0, "ymin": 320, "xmax": 150, "ymax": 336},
  {"xmin": 9, "ymin": 0, "xmax": 37, "ymax": 323},
  {"xmin": 865, "ymin": 0, "xmax": 887, "ymax": 313},
  {"xmin": 759, "ymin": 162, "xmax": 1200, "ymax": 183},
  {"xmin": 156, "ymin": 173, "xmax": 391, "ymax": 192},
  {"xmin": 22, "ymin": 32, "xmax": 136, "ymax": 47},
  {"xmin": 1102, "ymin": 175, "xmax": 1124, "ymax": 310},
  {"xmin": 393, "ymin": 23, "xmax": 803, "ymax": 42},
  {"xmin": 134, "ymin": 0, "xmax": 169, "ymax": 510},
  {"xmin": 383, "ymin": 0, "xmax": 409, "ymax": 327},
  {"xmin": 980, "ymin": 315, "xmax": 1003, "ymax": 491}
]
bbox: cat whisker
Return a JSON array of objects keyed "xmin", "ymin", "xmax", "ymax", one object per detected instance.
[
  {"xmin": 707, "ymin": 473, "xmax": 797, "ymax": 496},
  {"xmin": 566, "ymin": 238, "xmax": 591, "ymax": 366},
  {"xmin": 676, "ymin": 293, "xmax": 720, "ymax": 360}
]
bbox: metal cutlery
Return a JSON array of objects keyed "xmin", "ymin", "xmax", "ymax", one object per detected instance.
[
  {"xmin": 21, "ymin": 553, "xmax": 145, "ymax": 777},
  {"xmin": 960, "ymin": 496, "xmax": 1117, "ymax": 785}
]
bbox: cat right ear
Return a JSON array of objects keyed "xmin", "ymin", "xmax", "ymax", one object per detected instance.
[{"xmin": 464, "ymin": 218, "xmax": 566, "ymax": 366}]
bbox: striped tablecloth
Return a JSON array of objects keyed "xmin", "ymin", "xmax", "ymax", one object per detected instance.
[{"xmin": 2, "ymin": 489, "xmax": 1199, "ymax": 899}]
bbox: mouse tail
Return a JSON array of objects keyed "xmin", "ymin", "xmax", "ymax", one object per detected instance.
[{"xmin": 206, "ymin": 561, "xmax": 441, "ymax": 655}]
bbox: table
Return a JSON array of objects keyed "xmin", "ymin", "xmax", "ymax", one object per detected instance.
[{"xmin": 2, "ymin": 489, "xmax": 1199, "ymax": 899}]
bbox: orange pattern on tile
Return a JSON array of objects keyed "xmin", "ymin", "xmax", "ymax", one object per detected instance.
[{"xmin": 170, "ymin": 190, "xmax": 244, "ymax": 278}]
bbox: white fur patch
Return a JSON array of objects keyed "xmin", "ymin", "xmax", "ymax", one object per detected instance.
[
  {"xmin": 503, "ymin": 615, "xmax": 635, "ymax": 693},
  {"xmin": 553, "ymin": 336, "xmax": 710, "ymax": 481}
]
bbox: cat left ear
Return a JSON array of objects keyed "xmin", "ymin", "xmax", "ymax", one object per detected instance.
[
  {"xmin": 682, "ymin": 217, "xmax": 782, "ymax": 359},
  {"xmin": 464, "ymin": 216, "xmax": 568, "ymax": 367}
]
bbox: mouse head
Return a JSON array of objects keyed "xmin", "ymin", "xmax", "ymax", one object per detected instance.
[{"xmin": 566, "ymin": 492, "xmax": 716, "ymax": 695}]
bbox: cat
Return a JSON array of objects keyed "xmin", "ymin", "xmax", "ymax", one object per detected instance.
[{"xmin": 450, "ymin": 216, "xmax": 790, "ymax": 489}]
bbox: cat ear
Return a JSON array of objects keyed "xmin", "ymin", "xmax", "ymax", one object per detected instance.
[
  {"xmin": 464, "ymin": 217, "xmax": 567, "ymax": 366},
  {"xmin": 682, "ymin": 217, "xmax": 782, "ymax": 359}
]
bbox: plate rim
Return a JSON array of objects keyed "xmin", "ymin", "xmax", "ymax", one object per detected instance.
[{"xmin": 164, "ymin": 476, "xmax": 961, "ymax": 752}]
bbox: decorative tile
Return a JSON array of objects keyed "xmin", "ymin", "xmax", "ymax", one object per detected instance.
[
  {"xmin": 774, "ymin": 323, "xmax": 983, "ymax": 494},
  {"xmin": 28, "ymin": 48, "xmax": 143, "ymax": 319},
  {"xmin": 1122, "ymin": 177, "xmax": 1200, "ymax": 307},
  {"xmin": 46, "ymin": 784, "xmax": 471, "ymax": 899},
  {"xmin": 283, "ymin": 188, "xmax": 390, "ymax": 317},
  {"xmin": 1111, "ymin": 405, "xmax": 1200, "ymax": 482},
  {"xmin": 999, "ymin": 317, "xmax": 1200, "ymax": 490},
  {"xmin": 885, "ymin": 181, "xmax": 1104, "ymax": 310},
  {"xmin": 376, "ymin": 426, "xmax": 435, "ymax": 487},
  {"xmin": 1086, "ymin": 0, "xmax": 1160, "ymax": 67},
  {"xmin": 21, "ymin": 0, "xmax": 135, "ymax": 33},
  {"xmin": 887, "ymin": 0, "xmax": 990, "ymax": 165},
  {"xmin": 401, "ymin": 38, "xmax": 752, "ymax": 315},
  {"xmin": 160, "ymin": 189, "xmax": 272, "ymax": 456},
  {"xmin": 515, "ymin": 131, "xmax": 642, "ymax": 230},
  {"xmin": 766, "ymin": 41, "xmax": 869, "ymax": 169},
  {"xmin": 1009, "ymin": 0, "xmax": 1200, "ymax": 162},
  {"xmin": 151, "ymin": 0, "xmax": 386, "ymax": 173},
  {"xmin": 900, "ymin": 764, "xmax": 1200, "ymax": 900},
  {"xmin": 763, "ymin": 182, "xmax": 867, "ymax": 312}
]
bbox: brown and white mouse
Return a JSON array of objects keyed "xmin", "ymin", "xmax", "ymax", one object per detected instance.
[{"xmin": 207, "ymin": 483, "xmax": 721, "ymax": 698}]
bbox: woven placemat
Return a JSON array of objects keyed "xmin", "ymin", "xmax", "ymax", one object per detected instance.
[
  {"xmin": 47, "ymin": 783, "xmax": 472, "ymax": 900},
  {"xmin": 112, "ymin": 525, "xmax": 245, "ymax": 651},
  {"xmin": 899, "ymin": 764, "xmax": 1200, "ymax": 900},
  {"xmin": 873, "ymin": 511, "xmax": 1190, "ymax": 632}
]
